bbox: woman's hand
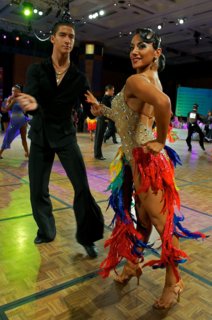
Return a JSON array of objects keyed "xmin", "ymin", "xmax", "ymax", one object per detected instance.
[
  {"xmin": 16, "ymin": 93, "xmax": 38, "ymax": 112},
  {"xmin": 85, "ymin": 90, "xmax": 98, "ymax": 105},
  {"xmin": 85, "ymin": 90, "xmax": 103, "ymax": 116},
  {"xmin": 142, "ymin": 140, "xmax": 164, "ymax": 155},
  {"xmin": 5, "ymin": 96, "xmax": 14, "ymax": 109}
]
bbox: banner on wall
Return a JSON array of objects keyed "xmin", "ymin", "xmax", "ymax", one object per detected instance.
[{"xmin": 176, "ymin": 86, "xmax": 212, "ymax": 117}]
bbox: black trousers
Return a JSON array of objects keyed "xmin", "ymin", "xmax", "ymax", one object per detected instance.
[
  {"xmin": 186, "ymin": 123, "xmax": 205, "ymax": 149},
  {"xmin": 94, "ymin": 116, "xmax": 107, "ymax": 158},
  {"xmin": 104, "ymin": 120, "xmax": 117, "ymax": 143},
  {"xmin": 29, "ymin": 137, "xmax": 104, "ymax": 245}
]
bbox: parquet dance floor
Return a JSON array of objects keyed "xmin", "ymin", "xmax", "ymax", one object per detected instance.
[{"xmin": 0, "ymin": 132, "xmax": 211, "ymax": 320}]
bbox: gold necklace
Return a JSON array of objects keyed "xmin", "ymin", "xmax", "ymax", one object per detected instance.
[
  {"xmin": 55, "ymin": 69, "xmax": 68, "ymax": 83},
  {"xmin": 55, "ymin": 63, "xmax": 70, "ymax": 84},
  {"xmin": 53, "ymin": 61, "xmax": 70, "ymax": 83}
]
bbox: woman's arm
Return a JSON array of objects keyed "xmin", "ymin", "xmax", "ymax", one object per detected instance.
[
  {"xmin": 85, "ymin": 90, "xmax": 115, "ymax": 120},
  {"xmin": 5, "ymin": 96, "xmax": 14, "ymax": 110},
  {"xmin": 127, "ymin": 75, "xmax": 171, "ymax": 140}
]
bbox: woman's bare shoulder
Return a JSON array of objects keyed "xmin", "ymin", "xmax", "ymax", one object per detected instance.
[{"xmin": 127, "ymin": 74, "xmax": 150, "ymax": 86}]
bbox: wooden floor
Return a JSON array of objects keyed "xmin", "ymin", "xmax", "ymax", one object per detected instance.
[{"xmin": 0, "ymin": 131, "xmax": 211, "ymax": 320}]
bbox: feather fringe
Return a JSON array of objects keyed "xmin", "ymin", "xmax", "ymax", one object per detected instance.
[{"xmin": 100, "ymin": 146, "xmax": 206, "ymax": 281}]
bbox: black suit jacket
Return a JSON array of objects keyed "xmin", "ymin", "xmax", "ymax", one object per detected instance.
[
  {"xmin": 24, "ymin": 57, "xmax": 93, "ymax": 147},
  {"xmin": 101, "ymin": 94, "xmax": 112, "ymax": 108}
]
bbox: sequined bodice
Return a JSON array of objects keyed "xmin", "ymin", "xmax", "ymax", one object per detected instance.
[{"xmin": 102, "ymin": 88, "xmax": 154, "ymax": 161}]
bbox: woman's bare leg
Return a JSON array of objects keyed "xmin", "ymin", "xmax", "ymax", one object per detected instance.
[
  {"xmin": 132, "ymin": 160, "xmax": 183, "ymax": 308},
  {"xmin": 138, "ymin": 188, "xmax": 180, "ymax": 285}
]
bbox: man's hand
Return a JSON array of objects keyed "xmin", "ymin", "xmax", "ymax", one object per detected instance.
[{"xmin": 16, "ymin": 93, "xmax": 38, "ymax": 112}]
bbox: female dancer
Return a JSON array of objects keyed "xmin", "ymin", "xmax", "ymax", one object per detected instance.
[
  {"xmin": 85, "ymin": 28, "xmax": 205, "ymax": 310},
  {"xmin": 86, "ymin": 117, "xmax": 97, "ymax": 141},
  {"xmin": 0, "ymin": 84, "xmax": 29, "ymax": 159}
]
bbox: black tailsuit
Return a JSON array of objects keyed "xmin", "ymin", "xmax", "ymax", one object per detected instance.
[
  {"xmin": 102, "ymin": 95, "xmax": 117, "ymax": 143},
  {"xmin": 186, "ymin": 109, "xmax": 205, "ymax": 150},
  {"xmin": 24, "ymin": 57, "xmax": 104, "ymax": 245}
]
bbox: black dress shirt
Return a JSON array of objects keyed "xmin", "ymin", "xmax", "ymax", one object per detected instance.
[{"xmin": 24, "ymin": 57, "xmax": 93, "ymax": 147}]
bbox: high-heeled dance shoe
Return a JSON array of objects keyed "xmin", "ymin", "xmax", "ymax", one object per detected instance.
[
  {"xmin": 113, "ymin": 261, "xmax": 142, "ymax": 285},
  {"xmin": 153, "ymin": 279, "xmax": 184, "ymax": 310}
]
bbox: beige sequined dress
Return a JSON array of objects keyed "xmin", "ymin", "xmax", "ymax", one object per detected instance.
[{"xmin": 101, "ymin": 87, "xmax": 155, "ymax": 161}]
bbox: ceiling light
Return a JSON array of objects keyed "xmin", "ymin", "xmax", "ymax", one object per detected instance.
[
  {"xmin": 157, "ymin": 24, "xmax": 163, "ymax": 30},
  {"xmin": 88, "ymin": 10, "xmax": 105, "ymax": 20},
  {"xmin": 94, "ymin": 12, "xmax": 99, "ymax": 18},
  {"xmin": 178, "ymin": 18, "xmax": 186, "ymax": 24},
  {"xmin": 22, "ymin": 2, "xmax": 33, "ymax": 17}
]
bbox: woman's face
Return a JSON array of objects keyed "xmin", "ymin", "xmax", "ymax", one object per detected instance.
[
  {"xmin": 11, "ymin": 87, "xmax": 21, "ymax": 97},
  {"xmin": 129, "ymin": 34, "xmax": 160, "ymax": 72}
]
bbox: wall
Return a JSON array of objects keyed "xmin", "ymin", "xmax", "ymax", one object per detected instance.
[{"xmin": 1, "ymin": 46, "xmax": 212, "ymax": 109}]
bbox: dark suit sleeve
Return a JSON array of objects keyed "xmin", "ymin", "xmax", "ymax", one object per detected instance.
[
  {"xmin": 101, "ymin": 95, "xmax": 112, "ymax": 108},
  {"xmin": 23, "ymin": 64, "xmax": 43, "ymax": 116},
  {"xmin": 79, "ymin": 74, "xmax": 95, "ymax": 119}
]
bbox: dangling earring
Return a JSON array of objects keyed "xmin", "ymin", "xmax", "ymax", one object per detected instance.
[{"xmin": 151, "ymin": 57, "xmax": 157, "ymax": 70}]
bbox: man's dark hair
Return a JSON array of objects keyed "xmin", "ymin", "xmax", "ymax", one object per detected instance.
[
  {"xmin": 52, "ymin": 21, "xmax": 75, "ymax": 35},
  {"xmin": 193, "ymin": 104, "xmax": 199, "ymax": 110},
  {"xmin": 135, "ymin": 28, "xmax": 161, "ymax": 49},
  {"xmin": 105, "ymin": 84, "xmax": 114, "ymax": 91}
]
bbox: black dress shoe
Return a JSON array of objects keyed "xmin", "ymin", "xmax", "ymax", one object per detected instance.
[
  {"xmin": 113, "ymin": 141, "xmax": 118, "ymax": 144},
  {"xmin": 83, "ymin": 243, "xmax": 98, "ymax": 258},
  {"xmin": 34, "ymin": 235, "xmax": 54, "ymax": 244},
  {"xmin": 188, "ymin": 147, "xmax": 192, "ymax": 152},
  {"xmin": 95, "ymin": 156, "xmax": 106, "ymax": 160}
]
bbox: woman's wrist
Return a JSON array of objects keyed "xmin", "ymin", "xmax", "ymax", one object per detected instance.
[
  {"xmin": 92, "ymin": 102, "xmax": 104, "ymax": 115},
  {"xmin": 92, "ymin": 101, "xmax": 100, "ymax": 108}
]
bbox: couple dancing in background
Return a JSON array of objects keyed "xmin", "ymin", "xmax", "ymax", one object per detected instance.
[
  {"xmin": 0, "ymin": 84, "xmax": 29, "ymax": 159},
  {"xmin": 86, "ymin": 28, "xmax": 206, "ymax": 310}
]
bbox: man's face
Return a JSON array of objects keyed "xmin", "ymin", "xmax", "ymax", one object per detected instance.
[
  {"xmin": 107, "ymin": 88, "xmax": 115, "ymax": 96},
  {"xmin": 51, "ymin": 25, "xmax": 75, "ymax": 54}
]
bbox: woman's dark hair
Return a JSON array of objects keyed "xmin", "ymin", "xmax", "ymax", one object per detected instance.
[
  {"xmin": 52, "ymin": 21, "xmax": 75, "ymax": 35},
  {"xmin": 135, "ymin": 28, "xmax": 161, "ymax": 49},
  {"xmin": 158, "ymin": 53, "xmax": 166, "ymax": 72},
  {"xmin": 13, "ymin": 84, "xmax": 23, "ymax": 91}
]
